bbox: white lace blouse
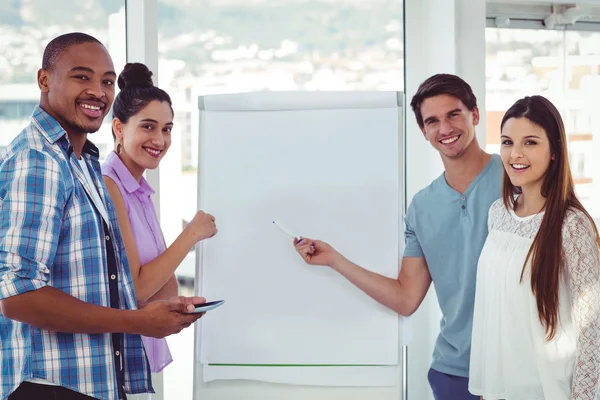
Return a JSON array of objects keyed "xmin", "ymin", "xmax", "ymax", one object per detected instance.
[{"xmin": 469, "ymin": 199, "xmax": 600, "ymax": 400}]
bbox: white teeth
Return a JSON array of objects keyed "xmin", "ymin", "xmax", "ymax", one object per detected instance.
[
  {"xmin": 144, "ymin": 148, "xmax": 160, "ymax": 155},
  {"xmin": 81, "ymin": 104, "xmax": 101, "ymax": 111},
  {"xmin": 441, "ymin": 136, "xmax": 459, "ymax": 144},
  {"xmin": 512, "ymin": 164, "xmax": 529, "ymax": 169}
]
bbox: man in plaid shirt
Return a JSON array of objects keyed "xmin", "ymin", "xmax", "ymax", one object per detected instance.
[{"xmin": 0, "ymin": 33, "xmax": 207, "ymax": 400}]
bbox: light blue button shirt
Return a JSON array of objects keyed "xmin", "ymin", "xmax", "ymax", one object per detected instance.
[{"xmin": 403, "ymin": 154, "xmax": 503, "ymax": 377}]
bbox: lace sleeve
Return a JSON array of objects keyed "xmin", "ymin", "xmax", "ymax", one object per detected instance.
[{"xmin": 563, "ymin": 210, "xmax": 600, "ymax": 400}]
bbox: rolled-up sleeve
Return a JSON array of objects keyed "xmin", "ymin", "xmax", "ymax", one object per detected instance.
[{"xmin": 0, "ymin": 149, "xmax": 66, "ymax": 299}]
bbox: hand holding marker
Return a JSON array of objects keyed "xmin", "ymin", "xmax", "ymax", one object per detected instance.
[{"xmin": 273, "ymin": 220, "xmax": 319, "ymax": 254}]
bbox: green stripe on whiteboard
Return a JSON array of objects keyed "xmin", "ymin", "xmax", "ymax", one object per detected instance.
[{"xmin": 208, "ymin": 364, "xmax": 388, "ymax": 367}]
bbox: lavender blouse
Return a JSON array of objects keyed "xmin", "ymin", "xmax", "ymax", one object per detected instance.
[{"xmin": 102, "ymin": 151, "xmax": 173, "ymax": 373}]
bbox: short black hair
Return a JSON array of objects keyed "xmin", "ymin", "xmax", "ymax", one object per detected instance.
[
  {"xmin": 42, "ymin": 32, "xmax": 103, "ymax": 71},
  {"xmin": 410, "ymin": 74, "xmax": 477, "ymax": 129}
]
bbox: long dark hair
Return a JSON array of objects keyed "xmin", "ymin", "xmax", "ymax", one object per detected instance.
[
  {"xmin": 501, "ymin": 95, "xmax": 600, "ymax": 340},
  {"xmin": 111, "ymin": 62, "xmax": 173, "ymax": 138}
]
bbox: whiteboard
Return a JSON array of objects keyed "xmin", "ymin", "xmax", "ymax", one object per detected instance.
[{"xmin": 194, "ymin": 91, "xmax": 405, "ymax": 400}]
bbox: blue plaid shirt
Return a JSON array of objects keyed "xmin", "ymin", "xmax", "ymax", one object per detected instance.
[{"xmin": 0, "ymin": 106, "xmax": 153, "ymax": 400}]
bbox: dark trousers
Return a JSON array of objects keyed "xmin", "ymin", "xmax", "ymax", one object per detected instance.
[
  {"xmin": 428, "ymin": 368, "xmax": 479, "ymax": 400},
  {"xmin": 9, "ymin": 381, "xmax": 127, "ymax": 400}
]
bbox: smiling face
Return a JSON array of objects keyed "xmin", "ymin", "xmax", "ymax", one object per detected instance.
[
  {"xmin": 419, "ymin": 94, "xmax": 479, "ymax": 159},
  {"xmin": 500, "ymin": 117, "xmax": 552, "ymax": 193},
  {"xmin": 38, "ymin": 42, "xmax": 115, "ymax": 135},
  {"xmin": 112, "ymin": 100, "xmax": 173, "ymax": 179}
]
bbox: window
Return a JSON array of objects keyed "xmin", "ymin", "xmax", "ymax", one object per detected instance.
[
  {"xmin": 0, "ymin": 0, "xmax": 126, "ymax": 160},
  {"xmin": 0, "ymin": 101, "xmax": 39, "ymax": 120},
  {"xmin": 486, "ymin": 27, "xmax": 600, "ymax": 219},
  {"xmin": 156, "ymin": 1, "xmax": 404, "ymax": 398}
]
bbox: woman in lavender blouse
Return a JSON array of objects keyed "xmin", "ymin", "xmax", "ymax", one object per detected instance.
[{"xmin": 102, "ymin": 63, "xmax": 218, "ymax": 373}]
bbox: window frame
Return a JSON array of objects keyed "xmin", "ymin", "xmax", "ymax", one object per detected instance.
[{"xmin": 487, "ymin": 1, "xmax": 600, "ymax": 31}]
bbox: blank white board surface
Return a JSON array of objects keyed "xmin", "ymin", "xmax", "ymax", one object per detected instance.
[{"xmin": 194, "ymin": 91, "xmax": 404, "ymax": 396}]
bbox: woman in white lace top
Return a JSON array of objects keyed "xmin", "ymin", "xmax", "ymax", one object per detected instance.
[{"xmin": 469, "ymin": 95, "xmax": 600, "ymax": 400}]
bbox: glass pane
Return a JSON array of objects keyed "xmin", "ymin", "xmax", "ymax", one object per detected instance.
[
  {"xmin": 485, "ymin": 27, "xmax": 600, "ymax": 219},
  {"xmin": 0, "ymin": 0, "xmax": 126, "ymax": 159},
  {"xmin": 565, "ymin": 31, "xmax": 600, "ymax": 219},
  {"xmin": 485, "ymin": 28, "xmax": 564, "ymax": 155},
  {"xmin": 157, "ymin": 1, "xmax": 404, "ymax": 399}
]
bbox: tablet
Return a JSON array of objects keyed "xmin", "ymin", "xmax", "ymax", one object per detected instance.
[{"xmin": 191, "ymin": 300, "xmax": 225, "ymax": 314}]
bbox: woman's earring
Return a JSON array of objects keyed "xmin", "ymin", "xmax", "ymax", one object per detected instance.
[{"xmin": 116, "ymin": 141, "xmax": 123, "ymax": 154}]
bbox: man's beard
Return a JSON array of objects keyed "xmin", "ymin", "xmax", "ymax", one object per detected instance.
[{"xmin": 64, "ymin": 116, "xmax": 103, "ymax": 135}]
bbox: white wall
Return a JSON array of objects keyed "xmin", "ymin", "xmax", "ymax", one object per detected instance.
[
  {"xmin": 125, "ymin": 2, "xmax": 165, "ymax": 399},
  {"xmin": 404, "ymin": 0, "xmax": 486, "ymax": 398},
  {"xmin": 126, "ymin": 0, "xmax": 161, "ymax": 214}
]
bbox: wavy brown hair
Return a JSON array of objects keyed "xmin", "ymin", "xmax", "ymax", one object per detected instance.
[{"xmin": 501, "ymin": 95, "xmax": 600, "ymax": 340}]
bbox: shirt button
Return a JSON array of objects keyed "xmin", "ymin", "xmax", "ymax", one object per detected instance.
[
  {"xmin": 105, "ymin": 235, "xmax": 110, "ymax": 241},
  {"xmin": 460, "ymin": 196, "xmax": 465, "ymax": 201},
  {"xmin": 110, "ymin": 274, "xmax": 116, "ymax": 280},
  {"xmin": 115, "ymin": 350, "xmax": 120, "ymax": 357},
  {"xmin": 461, "ymin": 205, "xmax": 466, "ymax": 210}
]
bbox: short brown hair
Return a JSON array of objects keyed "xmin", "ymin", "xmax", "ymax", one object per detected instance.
[{"xmin": 410, "ymin": 74, "xmax": 477, "ymax": 128}]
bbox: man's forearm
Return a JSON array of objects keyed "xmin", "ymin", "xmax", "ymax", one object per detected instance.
[
  {"xmin": 0, "ymin": 286, "xmax": 140, "ymax": 334},
  {"xmin": 330, "ymin": 257, "xmax": 409, "ymax": 315}
]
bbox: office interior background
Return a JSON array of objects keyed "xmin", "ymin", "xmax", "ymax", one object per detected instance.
[{"xmin": 1, "ymin": 0, "xmax": 599, "ymax": 399}]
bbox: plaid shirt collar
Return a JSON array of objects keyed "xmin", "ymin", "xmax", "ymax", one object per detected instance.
[{"xmin": 32, "ymin": 105, "xmax": 100, "ymax": 158}]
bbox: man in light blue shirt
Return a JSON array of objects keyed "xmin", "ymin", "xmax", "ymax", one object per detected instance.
[{"xmin": 294, "ymin": 74, "xmax": 503, "ymax": 400}]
